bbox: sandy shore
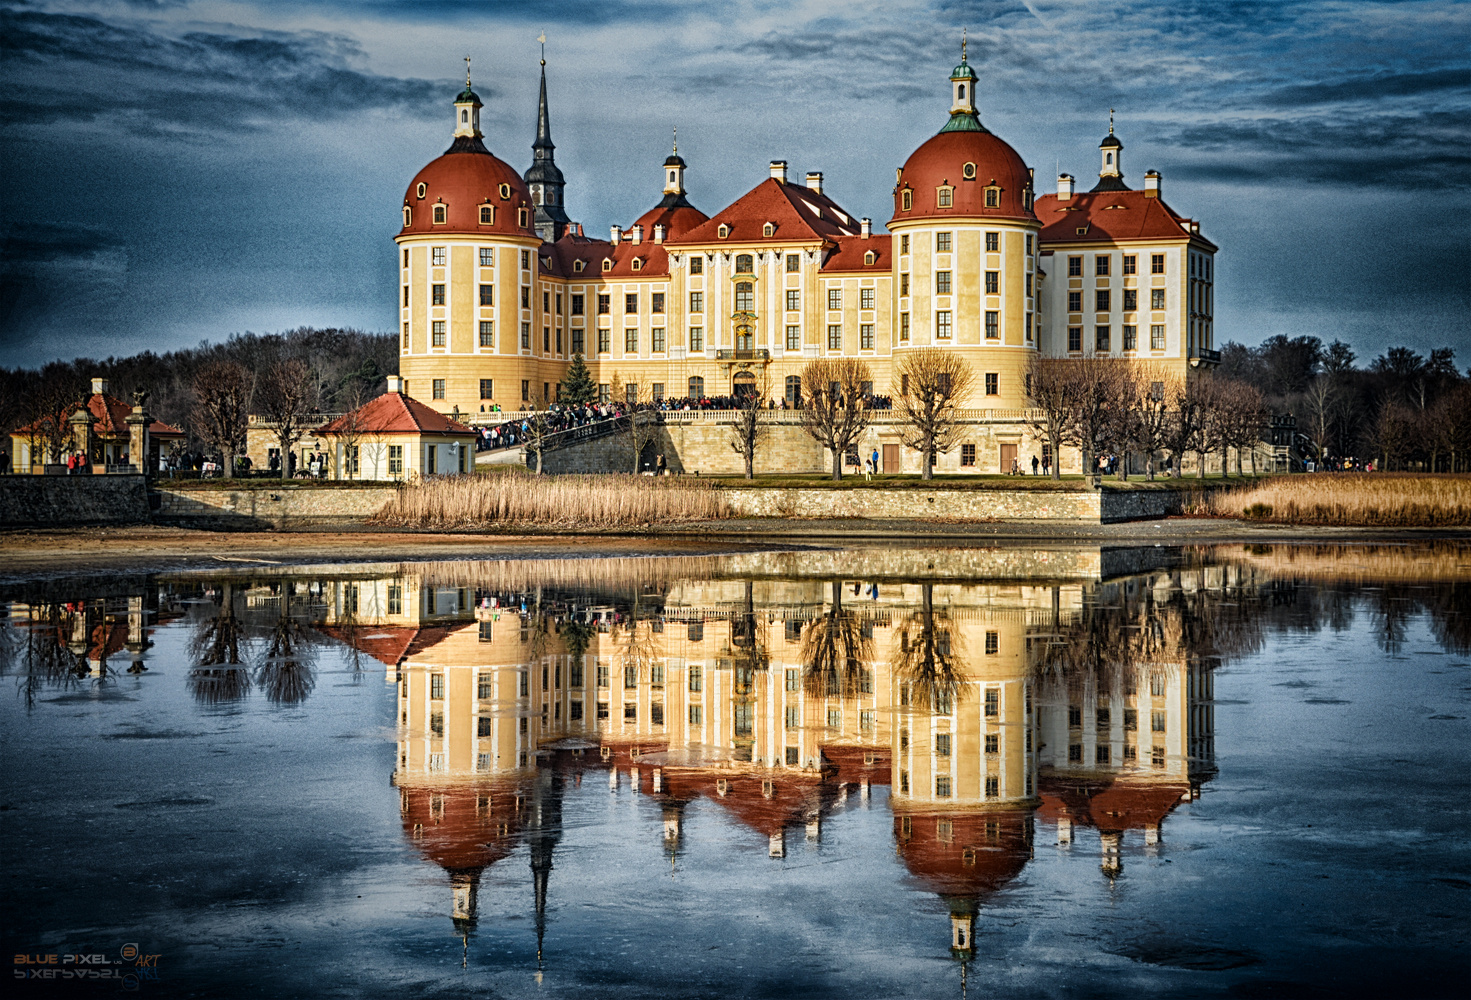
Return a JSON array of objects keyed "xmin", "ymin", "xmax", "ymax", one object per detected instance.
[{"xmin": 1, "ymin": 519, "xmax": 1466, "ymax": 580}]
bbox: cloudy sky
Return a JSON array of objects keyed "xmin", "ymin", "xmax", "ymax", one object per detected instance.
[{"xmin": 1, "ymin": 0, "xmax": 1467, "ymax": 368}]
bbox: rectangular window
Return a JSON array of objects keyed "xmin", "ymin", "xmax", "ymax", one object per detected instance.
[
  {"xmin": 937, "ymin": 186, "xmax": 953, "ymax": 207},
  {"xmin": 1124, "ymin": 708, "xmax": 1139, "ymax": 732},
  {"xmin": 985, "ymin": 630, "xmax": 999, "ymax": 654},
  {"xmin": 596, "ymin": 701, "xmax": 609, "ymax": 720},
  {"xmin": 1123, "ymin": 324, "xmax": 1137, "ymax": 350},
  {"xmin": 936, "ymin": 271, "xmax": 952, "ymax": 295},
  {"xmin": 785, "ymin": 668, "xmax": 800, "ymax": 692},
  {"xmin": 521, "ymin": 379, "xmax": 529, "ymax": 401},
  {"xmin": 786, "ymin": 253, "xmax": 800, "ymax": 272},
  {"xmin": 689, "ymin": 291, "xmax": 704, "ymax": 313},
  {"xmin": 570, "ymin": 663, "xmax": 584, "ymax": 687},
  {"xmin": 936, "ymin": 232, "xmax": 952, "ymax": 253},
  {"xmin": 432, "ymin": 378, "xmax": 445, "ymax": 399},
  {"xmin": 432, "ymin": 284, "xmax": 445, "ymax": 306},
  {"xmin": 982, "ymin": 311, "xmax": 999, "ymax": 340},
  {"xmin": 624, "ymin": 703, "xmax": 637, "ymax": 723},
  {"xmin": 686, "ymin": 664, "xmax": 702, "ymax": 693},
  {"xmin": 900, "ymin": 235, "xmax": 910, "ymax": 254},
  {"xmin": 651, "ymin": 382, "xmax": 664, "ymax": 402},
  {"xmin": 1123, "ymin": 288, "xmax": 1138, "ymax": 312},
  {"xmin": 898, "ymin": 273, "xmax": 909, "ymax": 297},
  {"xmin": 433, "ymin": 247, "xmax": 446, "ymax": 266},
  {"xmin": 476, "ymin": 283, "xmax": 493, "ymax": 307},
  {"xmin": 1095, "ymin": 255, "xmax": 1110, "ymax": 276},
  {"xmin": 986, "ymin": 231, "xmax": 999, "ymax": 252},
  {"xmin": 1151, "ymin": 324, "xmax": 1166, "ymax": 350},
  {"xmin": 935, "ymin": 311, "xmax": 952, "ymax": 339},
  {"xmin": 984, "ymin": 689, "xmax": 999, "ymax": 717},
  {"xmin": 388, "ymin": 445, "xmax": 403, "ymax": 475},
  {"xmin": 625, "ymin": 383, "xmax": 637, "ymax": 405},
  {"xmin": 690, "ymin": 255, "xmax": 704, "ymax": 275},
  {"xmin": 625, "ymin": 329, "xmax": 638, "ymax": 353},
  {"xmin": 1096, "ymin": 326, "xmax": 1111, "ymax": 351},
  {"xmin": 985, "ymin": 733, "xmax": 999, "ymax": 754},
  {"xmin": 651, "ymin": 292, "xmax": 665, "ymax": 314},
  {"xmin": 828, "ymin": 324, "xmax": 842, "ymax": 351},
  {"xmin": 983, "ymin": 270, "xmax": 998, "ymax": 295},
  {"xmin": 985, "ymin": 372, "xmax": 998, "ymax": 395},
  {"xmin": 651, "ymin": 702, "xmax": 664, "ymax": 726},
  {"xmin": 520, "ymin": 323, "xmax": 531, "ymax": 350},
  {"xmin": 597, "ymin": 329, "xmax": 611, "ymax": 354},
  {"xmin": 625, "ymin": 293, "xmax": 638, "ymax": 314},
  {"xmin": 1096, "ymin": 289, "xmax": 1110, "ymax": 312},
  {"xmin": 1152, "ymin": 745, "xmax": 1167, "ymax": 768},
  {"xmin": 520, "ymin": 250, "xmax": 530, "ymax": 269},
  {"xmin": 784, "ymin": 705, "xmax": 799, "ymax": 730},
  {"xmin": 900, "ymin": 312, "xmax": 910, "ymax": 341},
  {"xmin": 860, "ymin": 710, "xmax": 874, "ymax": 732},
  {"xmin": 570, "ymin": 294, "xmax": 584, "ymax": 315},
  {"xmin": 479, "ymin": 378, "xmax": 493, "ymax": 400},
  {"xmin": 597, "ymin": 293, "xmax": 610, "ymax": 314},
  {"xmin": 1119, "ymin": 254, "xmax": 1135, "ymax": 275},
  {"xmin": 430, "ymin": 673, "xmax": 445, "ymax": 699},
  {"xmin": 1068, "ymin": 327, "xmax": 1083, "ymax": 352},
  {"xmin": 860, "ymin": 324, "xmax": 874, "ymax": 350},
  {"xmin": 403, "ymin": 286, "xmax": 410, "ymax": 308},
  {"xmin": 1152, "ymin": 288, "xmax": 1166, "ymax": 309},
  {"xmin": 431, "ymin": 320, "xmax": 446, "ymax": 347},
  {"xmin": 860, "ymin": 288, "xmax": 875, "ymax": 310},
  {"xmin": 936, "ymin": 733, "xmax": 952, "ymax": 757},
  {"xmin": 571, "ymin": 329, "xmax": 584, "ymax": 354},
  {"xmin": 595, "ymin": 665, "xmax": 609, "ymax": 688},
  {"xmin": 1068, "ymin": 291, "xmax": 1082, "ymax": 313},
  {"xmin": 783, "ymin": 289, "xmax": 800, "ymax": 311},
  {"xmin": 521, "ymin": 287, "xmax": 530, "ymax": 308},
  {"xmin": 936, "ymin": 776, "xmax": 952, "ymax": 797},
  {"xmin": 624, "ymin": 664, "xmax": 637, "ymax": 689},
  {"xmin": 472, "ymin": 321, "xmax": 491, "ymax": 348},
  {"xmin": 689, "ymin": 704, "xmax": 703, "ymax": 725},
  {"xmin": 652, "ymin": 328, "xmax": 666, "ymax": 352},
  {"xmin": 785, "ymin": 325, "xmax": 800, "ymax": 350},
  {"xmin": 1151, "ymin": 253, "xmax": 1165, "ymax": 274},
  {"xmin": 1068, "ymin": 256, "xmax": 1082, "ymax": 277},
  {"xmin": 478, "ymin": 247, "xmax": 493, "ymax": 267},
  {"xmin": 985, "ymin": 776, "xmax": 999, "ymax": 799},
  {"xmin": 689, "ymin": 327, "xmax": 703, "ymax": 352},
  {"xmin": 827, "ymin": 288, "xmax": 841, "ymax": 310},
  {"xmin": 1152, "ymin": 711, "xmax": 1167, "ymax": 733},
  {"xmin": 961, "ymin": 443, "xmax": 975, "ymax": 466}
]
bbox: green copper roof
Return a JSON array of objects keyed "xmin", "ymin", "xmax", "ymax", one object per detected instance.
[
  {"xmin": 456, "ymin": 86, "xmax": 481, "ymax": 104},
  {"xmin": 939, "ymin": 111, "xmax": 988, "ymax": 133},
  {"xmin": 950, "ymin": 61, "xmax": 977, "ymax": 80}
]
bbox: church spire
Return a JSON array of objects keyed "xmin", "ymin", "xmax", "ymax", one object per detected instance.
[{"xmin": 524, "ymin": 34, "xmax": 570, "ymax": 242}]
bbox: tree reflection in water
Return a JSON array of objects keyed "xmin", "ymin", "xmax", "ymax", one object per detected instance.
[
  {"xmin": 800, "ymin": 579, "xmax": 873, "ymax": 699},
  {"xmin": 892, "ymin": 582, "xmax": 961, "ymax": 715},
  {"xmin": 256, "ymin": 585, "xmax": 317, "ymax": 705},
  {"xmin": 189, "ymin": 582, "xmax": 251, "ymax": 704}
]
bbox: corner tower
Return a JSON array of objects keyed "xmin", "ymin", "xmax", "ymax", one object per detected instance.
[{"xmin": 524, "ymin": 42, "xmax": 570, "ymax": 243}]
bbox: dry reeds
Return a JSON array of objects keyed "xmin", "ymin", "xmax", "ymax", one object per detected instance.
[
  {"xmin": 372, "ymin": 472, "xmax": 732, "ymax": 529},
  {"xmin": 1208, "ymin": 473, "xmax": 1471, "ymax": 527}
]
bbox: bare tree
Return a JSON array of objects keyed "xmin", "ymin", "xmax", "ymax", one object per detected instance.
[
  {"xmin": 728, "ymin": 372, "xmax": 769, "ymax": 480},
  {"xmin": 522, "ymin": 405, "xmax": 553, "ymax": 474},
  {"xmin": 1132, "ymin": 366, "xmax": 1177, "ymax": 481},
  {"xmin": 1026, "ymin": 357, "xmax": 1074, "ymax": 480},
  {"xmin": 1168, "ymin": 375, "xmax": 1212, "ymax": 479},
  {"xmin": 191, "ymin": 361, "xmax": 253, "ymax": 478},
  {"xmin": 1303, "ymin": 375, "xmax": 1337, "ymax": 470},
  {"xmin": 22, "ymin": 372, "xmax": 88, "ymax": 469},
  {"xmin": 800, "ymin": 358, "xmax": 873, "ymax": 480},
  {"xmin": 1218, "ymin": 380, "xmax": 1265, "ymax": 475},
  {"xmin": 256, "ymin": 358, "xmax": 315, "ymax": 480},
  {"xmin": 1066, "ymin": 357, "xmax": 1123, "ymax": 484},
  {"xmin": 610, "ymin": 371, "xmax": 654, "ymax": 474},
  {"xmin": 331, "ymin": 380, "xmax": 368, "ymax": 480},
  {"xmin": 893, "ymin": 349, "xmax": 976, "ymax": 481}
]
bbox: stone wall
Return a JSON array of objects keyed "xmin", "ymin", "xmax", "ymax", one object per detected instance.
[
  {"xmin": 0, "ymin": 474, "xmax": 150, "ymax": 527},
  {"xmin": 722, "ymin": 486, "xmax": 1104, "ymax": 521},
  {"xmin": 153, "ymin": 484, "xmax": 400, "ymax": 530}
]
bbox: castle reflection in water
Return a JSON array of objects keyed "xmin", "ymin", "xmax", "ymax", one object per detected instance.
[{"xmin": 6, "ymin": 543, "xmax": 1468, "ymax": 963}]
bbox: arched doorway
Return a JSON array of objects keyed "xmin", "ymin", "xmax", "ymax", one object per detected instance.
[{"xmin": 733, "ymin": 372, "xmax": 757, "ymax": 402}]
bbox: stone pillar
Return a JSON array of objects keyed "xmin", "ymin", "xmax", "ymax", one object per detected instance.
[
  {"xmin": 67, "ymin": 408, "xmax": 94, "ymax": 472},
  {"xmin": 126, "ymin": 390, "xmax": 151, "ymax": 477}
]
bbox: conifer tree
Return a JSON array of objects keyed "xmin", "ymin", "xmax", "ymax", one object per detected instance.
[{"xmin": 559, "ymin": 353, "xmax": 596, "ymax": 406}]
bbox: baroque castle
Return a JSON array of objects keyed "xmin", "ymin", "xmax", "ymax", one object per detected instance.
[{"xmin": 395, "ymin": 47, "xmax": 1219, "ymax": 471}]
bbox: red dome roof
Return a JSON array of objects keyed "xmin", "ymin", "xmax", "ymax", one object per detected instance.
[
  {"xmin": 400, "ymin": 137, "xmax": 537, "ymax": 240},
  {"xmin": 631, "ymin": 201, "xmax": 709, "ymax": 241},
  {"xmin": 892, "ymin": 130, "xmax": 1035, "ymax": 224}
]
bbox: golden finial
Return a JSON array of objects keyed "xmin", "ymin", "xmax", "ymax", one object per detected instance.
[
  {"xmin": 962, "ymin": 27, "xmax": 967, "ymax": 63},
  {"xmin": 672, "ymin": 126, "xmax": 677, "ymax": 155},
  {"xmin": 538, "ymin": 32, "xmax": 546, "ymax": 66},
  {"xmin": 1109, "ymin": 108, "xmax": 1115, "ymax": 134},
  {"xmin": 464, "ymin": 56, "xmax": 471, "ymax": 87}
]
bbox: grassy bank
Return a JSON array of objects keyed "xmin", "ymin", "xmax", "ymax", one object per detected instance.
[
  {"xmin": 373, "ymin": 472, "xmax": 731, "ymax": 529},
  {"xmin": 1206, "ymin": 473, "xmax": 1471, "ymax": 527}
]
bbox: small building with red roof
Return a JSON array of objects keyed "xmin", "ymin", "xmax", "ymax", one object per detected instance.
[
  {"xmin": 313, "ymin": 376, "xmax": 476, "ymax": 480},
  {"xmin": 9, "ymin": 377, "xmax": 183, "ymax": 474}
]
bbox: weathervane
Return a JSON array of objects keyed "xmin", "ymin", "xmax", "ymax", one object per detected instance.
[
  {"xmin": 962, "ymin": 27, "xmax": 967, "ymax": 62},
  {"xmin": 1109, "ymin": 108, "xmax": 1115, "ymax": 134},
  {"xmin": 464, "ymin": 55, "xmax": 471, "ymax": 87},
  {"xmin": 538, "ymin": 32, "xmax": 546, "ymax": 66},
  {"xmin": 672, "ymin": 126, "xmax": 677, "ymax": 155}
]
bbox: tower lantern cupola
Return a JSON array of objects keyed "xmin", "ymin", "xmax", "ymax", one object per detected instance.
[
  {"xmin": 664, "ymin": 129, "xmax": 687, "ymax": 196},
  {"xmin": 453, "ymin": 57, "xmax": 482, "ymax": 139},
  {"xmin": 940, "ymin": 31, "xmax": 987, "ymax": 133},
  {"xmin": 1092, "ymin": 110, "xmax": 1127, "ymax": 191}
]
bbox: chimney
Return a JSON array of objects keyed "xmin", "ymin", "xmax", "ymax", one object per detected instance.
[
  {"xmin": 91, "ymin": 377, "xmax": 108, "ymax": 396},
  {"xmin": 1057, "ymin": 173, "xmax": 1074, "ymax": 201},
  {"xmin": 860, "ymin": 218, "xmax": 872, "ymax": 238},
  {"xmin": 805, "ymin": 171, "xmax": 823, "ymax": 194},
  {"xmin": 769, "ymin": 160, "xmax": 788, "ymax": 183},
  {"xmin": 386, "ymin": 375, "xmax": 402, "ymax": 394},
  {"xmin": 573, "ymin": 221, "xmax": 584, "ymax": 237},
  {"xmin": 653, "ymin": 224, "xmax": 665, "ymax": 244},
  {"xmin": 1144, "ymin": 170, "xmax": 1161, "ymax": 198},
  {"xmin": 610, "ymin": 225, "xmax": 622, "ymax": 244},
  {"xmin": 631, "ymin": 225, "xmax": 643, "ymax": 246}
]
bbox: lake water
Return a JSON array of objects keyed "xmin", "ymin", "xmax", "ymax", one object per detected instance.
[{"xmin": 2, "ymin": 542, "xmax": 1467, "ymax": 998}]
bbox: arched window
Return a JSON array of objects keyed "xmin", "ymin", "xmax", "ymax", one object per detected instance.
[
  {"xmin": 864, "ymin": 251, "xmax": 876, "ymax": 266},
  {"xmin": 669, "ymin": 170, "xmax": 677, "ymax": 184},
  {"xmin": 762, "ymin": 223, "xmax": 775, "ymax": 237},
  {"xmin": 632, "ymin": 258, "xmax": 643, "ymax": 271},
  {"xmin": 734, "ymin": 282, "xmax": 754, "ymax": 312},
  {"xmin": 688, "ymin": 376, "xmax": 705, "ymax": 399},
  {"xmin": 479, "ymin": 204, "xmax": 493, "ymax": 225},
  {"xmin": 517, "ymin": 207, "xmax": 529, "ymax": 228},
  {"xmin": 735, "ymin": 254, "xmax": 754, "ymax": 274},
  {"xmin": 1107, "ymin": 152, "xmax": 1113, "ymax": 165},
  {"xmin": 901, "ymin": 189, "xmax": 912, "ymax": 211},
  {"xmin": 402, "ymin": 206, "xmax": 412, "ymax": 227},
  {"xmin": 433, "ymin": 204, "xmax": 447, "ymax": 224},
  {"xmin": 718, "ymin": 224, "xmax": 730, "ymax": 239},
  {"xmin": 461, "ymin": 109, "xmax": 468, "ymax": 123}
]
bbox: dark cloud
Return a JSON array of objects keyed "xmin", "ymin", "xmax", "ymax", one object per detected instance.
[
  {"xmin": 1262, "ymin": 67, "xmax": 1470, "ymax": 107},
  {"xmin": 0, "ymin": 222, "xmax": 128, "ymax": 348}
]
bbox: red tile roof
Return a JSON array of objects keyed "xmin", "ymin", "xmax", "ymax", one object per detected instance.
[
  {"xmin": 14, "ymin": 393, "xmax": 183, "ymax": 439},
  {"xmin": 400, "ymin": 139, "xmax": 537, "ymax": 240},
  {"xmin": 893, "ymin": 129, "xmax": 1036, "ymax": 225},
  {"xmin": 538, "ymin": 231, "xmax": 673, "ymax": 279},
  {"xmin": 630, "ymin": 201, "xmax": 709, "ymax": 242},
  {"xmin": 821, "ymin": 234, "xmax": 891, "ymax": 273},
  {"xmin": 313, "ymin": 621, "xmax": 474, "ymax": 667},
  {"xmin": 316, "ymin": 392, "xmax": 475, "ymax": 436},
  {"xmin": 672, "ymin": 177, "xmax": 862, "ymax": 245},
  {"xmin": 1035, "ymin": 190, "xmax": 1215, "ymax": 249}
]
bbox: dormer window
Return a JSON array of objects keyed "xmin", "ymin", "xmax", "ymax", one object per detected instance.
[
  {"xmin": 901, "ymin": 189, "xmax": 912, "ymax": 211},
  {"xmin": 498, "ymin": 183, "xmax": 511, "ymax": 200},
  {"xmin": 517, "ymin": 207, "xmax": 529, "ymax": 228},
  {"xmin": 763, "ymin": 222, "xmax": 775, "ymax": 237},
  {"xmin": 402, "ymin": 206, "xmax": 412, "ymax": 227},
  {"xmin": 718, "ymin": 224, "xmax": 730, "ymax": 239},
  {"xmin": 984, "ymin": 186, "xmax": 1000, "ymax": 208},
  {"xmin": 864, "ymin": 251, "xmax": 876, "ymax": 266},
  {"xmin": 962, "ymin": 162, "xmax": 977, "ymax": 180},
  {"xmin": 937, "ymin": 185, "xmax": 954, "ymax": 208},
  {"xmin": 632, "ymin": 258, "xmax": 643, "ymax": 271},
  {"xmin": 479, "ymin": 204, "xmax": 494, "ymax": 225},
  {"xmin": 416, "ymin": 183, "xmax": 427, "ymax": 199},
  {"xmin": 602, "ymin": 258, "xmax": 612, "ymax": 272},
  {"xmin": 735, "ymin": 254, "xmax": 754, "ymax": 273},
  {"xmin": 433, "ymin": 204, "xmax": 447, "ymax": 225},
  {"xmin": 573, "ymin": 259, "xmax": 585, "ymax": 273}
]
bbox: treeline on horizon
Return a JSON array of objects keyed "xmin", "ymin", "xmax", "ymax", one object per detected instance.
[
  {"xmin": 0, "ymin": 328, "xmax": 398, "ymax": 443},
  {"xmin": 1214, "ymin": 335, "xmax": 1469, "ymax": 469}
]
